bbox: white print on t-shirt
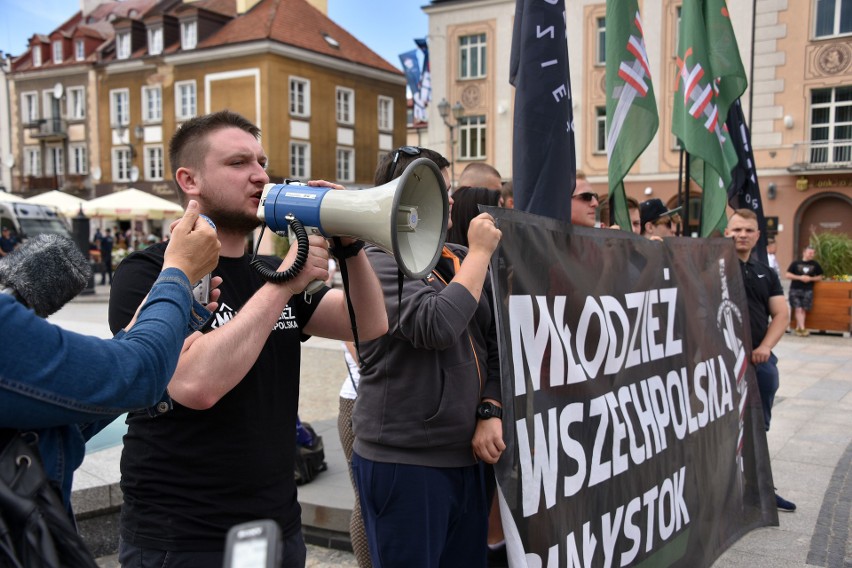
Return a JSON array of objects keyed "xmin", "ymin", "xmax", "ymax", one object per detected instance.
[
  {"xmin": 272, "ymin": 305, "xmax": 298, "ymax": 331},
  {"xmin": 208, "ymin": 302, "xmax": 236, "ymax": 330}
]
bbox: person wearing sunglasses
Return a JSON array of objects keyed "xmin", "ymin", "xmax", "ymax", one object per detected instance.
[
  {"xmin": 640, "ymin": 198, "xmax": 682, "ymax": 239},
  {"xmin": 352, "ymin": 146, "xmax": 504, "ymax": 567},
  {"xmin": 570, "ymin": 171, "xmax": 600, "ymax": 227}
]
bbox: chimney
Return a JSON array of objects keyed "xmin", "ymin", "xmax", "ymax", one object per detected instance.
[
  {"xmin": 305, "ymin": 0, "xmax": 327, "ymax": 15},
  {"xmin": 236, "ymin": 0, "xmax": 263, "ymax": 13}
]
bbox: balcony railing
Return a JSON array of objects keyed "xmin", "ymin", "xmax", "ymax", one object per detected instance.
[
  {"xmin": 789, "ymin": 140, "xmax": 852, "ymax": 172},
  {"xmin": 30, "ymin": 118, "xmax": 68, "ymax": 140}
]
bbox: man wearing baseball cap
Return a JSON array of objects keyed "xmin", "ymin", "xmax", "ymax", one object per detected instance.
[{"xmin": 640, "ymin": 198, "xmax": 682, "ymax": 239}]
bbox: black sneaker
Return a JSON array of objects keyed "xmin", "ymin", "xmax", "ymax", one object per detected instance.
[{"xmin": 776, "ymin": 493, "xmax": 796, "ymax": 512}]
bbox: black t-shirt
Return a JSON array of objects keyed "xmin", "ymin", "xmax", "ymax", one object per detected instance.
[
  {"xmin": 786, "ymin": 259, "xmax": 824, "ymax": 292},
  {"xmin": 739, "ymin": 257, "xmax": 784, "ymax": 349},
  {"xmin": 108, "ymin": 242, "xmax": 326, "ymax": 550}
]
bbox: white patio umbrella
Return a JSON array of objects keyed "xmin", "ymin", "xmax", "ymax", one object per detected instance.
[
  {"xmin": 82, "ymin": 188, "xmax": 184, "ymax": 220},
  {"xmin": 0, "ymin": 190, "xmax": 29, "ymax": 203},
  {"xmin": 26, "ymin": 190, "xmax": 87, "ymax": 216}
]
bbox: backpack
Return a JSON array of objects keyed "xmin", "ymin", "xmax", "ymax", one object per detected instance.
[
  {"xmin": 0, "ymin": 430, "xmax": 98, "ymax": 568},
  {"xmin": 293, "ymin": 421, "xmax": 327, "ymax": 486}
]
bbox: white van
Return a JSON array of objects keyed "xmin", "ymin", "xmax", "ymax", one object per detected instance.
[{"xmin": 0, "ymin": 200, "xmax": 74, "ymax": 241}]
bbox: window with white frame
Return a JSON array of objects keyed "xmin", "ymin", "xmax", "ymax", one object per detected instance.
[
  {"xmin": 110, "ymin": 89, "xmax": 130, "ymax": 127},
  {"xmin": 459, "ymin": 34, "xmax": 486, "ymax": 79},
  {"xmin": 336, "ymin": 148, "xmax": 354, "ymax": 182},
  {"xmin": 809, "ymin": 86, "xmax": 852, "ymax": 164},
  {"xmin": 336, "ymin": 87, "xmax": 354, "ymax": 124},
  {"xmin": 289, "ymin": 77, "xmax": 310, "ymax": 117},
  {"xmin": 112, "ymin": 148, "xmax": 132, "ymax": 182},
  {"xmin": 75, "ymin": 39, "xmax": 85, "ymax": 61},
  {"xmin": 45, "ymin": 146, "xmax": 64, "ymax": 176},
  {"xmin": 52, "ymin": 40, "xmax": 63, "ymax": 64},
  {"xmin": 673, "ymin": 6, "xmax": 682, "ymax": 57},
  {"xmin": 595, "ymin": 107, "xmax": 607, "ymax": 153},
  {"xmin": 290, "ymin": 142, "xmax": 310, "ymax": 179},
  {"xmin": 116, "ymin": 32, "xmax": 131, "ymax": 59},
  {"xmin": 378, "ymin": 96, "xmax": 393, "ymax": 131},
  {"xmin": 459, "ymin": 115, "xmax": 486, "ymax": 160},
  {"xmin": 145, "ymin": 146, "xmax": 165, "ymax": 180},
  {"xmin": 24, "ymin": 147, "xmax": 41, "ymax": 176},
  {"xmin": 32, "ymin": 46, "xmax": 42, "ymax": 67},
  {"xmin": 181, "ymin": 20, "xmax": 197, "ymax": 50},
  {"xmin": 148, "ymin": 26, "xmax": 163, "ymax": 55},
  {"xmin": 175, "ymin": 81, "xmax": 196, "ymax": 120},
  {"xmin": 596, "ymin": 17, "xmax": 606, "ymax": 65},
  {"xmin": 67, "ymin": 87, "xmax": 85, "ymax": 120},
  {"xmin": 21, "ymin": 92, "xmax": 39, "ymax": 124},
  {"xmin": 815, "ymin": 0, "xmax": 852, "ymax": 38},
  {"xmin": 69, "ymin": 144, "xmax": 88, "ymax": 175},
  {"xmin": 142, "ymin": 85, "xmax": 162, "ymax": 123}
]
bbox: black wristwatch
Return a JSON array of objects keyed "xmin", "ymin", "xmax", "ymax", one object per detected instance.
[{"xmin": 476, "ymin": 402, "xmax": 502, "ymax": 420}]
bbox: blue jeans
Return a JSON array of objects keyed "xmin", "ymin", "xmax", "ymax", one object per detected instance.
[
  {"xmin": 352, "ymin": 452, "xmax": 488, "ymax": 568},
  {"xmin": 118, "ymin": 529, "xmax": 307, "ymax": 568},
  {"xmin": 755, "ymin": 352, "xmax": 779, "ymax": 431}
]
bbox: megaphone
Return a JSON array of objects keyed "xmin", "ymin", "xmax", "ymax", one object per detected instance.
[{"xmin": 255, "ymin": 157, "xmax": 448, "ymax": 290}]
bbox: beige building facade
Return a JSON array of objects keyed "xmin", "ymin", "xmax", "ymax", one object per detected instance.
[
  {"xmin": 425, "ymin": 0, "xmax": 852, "ymax": 271},
  {"xmin": 5, "ymin": 0, "xmax": 406, "ymax": 208}
]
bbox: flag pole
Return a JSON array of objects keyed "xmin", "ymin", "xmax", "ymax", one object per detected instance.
[
  {"xmin": 677, "ymin": 145, "xmax": 684, "ymax": 236},
  {"xmin": 684, "ymin": 150, "xmax": 691, "ymax": 236}
]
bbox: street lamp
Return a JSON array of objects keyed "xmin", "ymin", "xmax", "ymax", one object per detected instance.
[{"xmin": 437, "ymin": 98, "xmax": 465, "ymax": 189}]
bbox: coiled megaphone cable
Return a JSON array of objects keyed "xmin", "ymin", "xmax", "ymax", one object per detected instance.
[{"xmin": 250, "ymin": 214, "xmax": 310, "ymax": 283}]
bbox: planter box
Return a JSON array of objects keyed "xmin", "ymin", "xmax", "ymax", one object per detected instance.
[{"xmin": 804, "ymin": 281, "xmax": 852, "ymax": 335}]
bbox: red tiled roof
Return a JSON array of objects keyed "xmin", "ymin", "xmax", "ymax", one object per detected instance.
[{"xmin": 200, "ymin": 0, "xmax": 400, "ymax": 75}]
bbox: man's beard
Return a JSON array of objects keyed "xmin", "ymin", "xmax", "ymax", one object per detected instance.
[{"xmin": 203, "ymin": 204, "xmax": 261, "ymax": 235}]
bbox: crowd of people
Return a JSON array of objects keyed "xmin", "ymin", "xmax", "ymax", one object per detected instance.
[{"xmin": 2, "ymin": 107, "xmax": 825, "ymax": 568}]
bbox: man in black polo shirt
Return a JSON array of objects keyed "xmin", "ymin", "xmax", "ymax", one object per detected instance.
[{"xmin": 725, "ymin": 208, "xmax": 796, "ymax": 512}]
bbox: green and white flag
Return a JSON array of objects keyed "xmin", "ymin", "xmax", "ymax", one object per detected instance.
[
  {"xmin": 672, "ymin": 0, "xmax": 747, "ymax": 236},
  {"xmin": 606, "ymin": 0, "xmax": 658, "ymax": 232}
]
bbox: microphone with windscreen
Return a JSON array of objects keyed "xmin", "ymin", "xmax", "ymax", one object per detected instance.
[{"xmin": 0, "ymin": 234, "xmax": 92, "ymax": 317}]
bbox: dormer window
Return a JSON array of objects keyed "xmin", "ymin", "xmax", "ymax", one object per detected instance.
[
  {"xmin": 181, "ymin": 21, "xmax": 197, "ymax": 50},
  {"xmin": 52, "ymin": 40, "xmax": 63, "ymax": 64},
  {"xmin": 75, "ymin": 39, "xmax": 85, "ymax": 61},
  {"xmin": 148, "ymin": 26, "xmax": 163, "ymax": 55},
  {"xmin": 117, "ymin": 32, "xmax": 131, "ymax": 59},
  {"xmin": 33, "ymin": 46, "xmax": 42, "ymax": 67}
]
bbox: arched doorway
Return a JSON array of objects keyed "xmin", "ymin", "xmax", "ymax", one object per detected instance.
[{"xmin": 793, "ymin": 192, "xmax": 852, "ymax": 257}]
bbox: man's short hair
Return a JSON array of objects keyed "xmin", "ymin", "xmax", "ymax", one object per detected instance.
[
  {"xmin": 729, "ymin": 208, "xmax": 758, "ymax": 222},
  {"xmin": 501, "ymin": 180, "xmax": 513, "ymax": 201},
  {"xmin": 375, "ymin": 147, "xmax": 450, "ymax": 186},
  {"xmin": 169, "ymin": 110, "xmax": 261, "ymax": 204},
  {"xmin": 457, "ymin": 162, "xmax": 502, "ymax": 189},
  {"xmin": 626, "ymin": 196, "xmax": 639, "ymax": 211}
]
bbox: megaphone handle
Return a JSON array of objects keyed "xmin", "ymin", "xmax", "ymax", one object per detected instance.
[{"xmin": 250, "ymin": 215, "xmax": 310, "ymax": 284}]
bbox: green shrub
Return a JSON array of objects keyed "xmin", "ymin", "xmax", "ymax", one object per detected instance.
[{"xmin": 810, "ymin": 231, "xmax": 852, "ymax": 281}]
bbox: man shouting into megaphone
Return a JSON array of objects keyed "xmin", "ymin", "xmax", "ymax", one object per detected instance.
[{"xmin": 108, "ymin": 110, "xmax": 388, "ymax": 567}]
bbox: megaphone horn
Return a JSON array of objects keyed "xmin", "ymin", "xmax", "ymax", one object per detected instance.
[{"xmin": 255, "ymin": 157, "xmax": 449, "ymax": 287}]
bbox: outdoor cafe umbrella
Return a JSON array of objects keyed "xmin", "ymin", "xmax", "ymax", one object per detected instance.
[
  {"xmin": 82, "ymin": 188, "xmax": 183, "ymax": 220},
  {"xmin": 26, "ymin": 190, "xmax": 86, "ymax": 217}
]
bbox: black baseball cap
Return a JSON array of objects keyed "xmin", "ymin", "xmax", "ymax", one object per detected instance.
[{"xmin": 640, "ymin": 199, "xmax": 682, "ymax": 228}]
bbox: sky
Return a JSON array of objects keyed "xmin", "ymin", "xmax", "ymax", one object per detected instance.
[{"xmin": 0, "ymin": 0, "xmax": 429, "ymax": 70}]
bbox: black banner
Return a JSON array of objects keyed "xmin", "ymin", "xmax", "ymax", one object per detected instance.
[
  {"xmin": 509, "ymin": 0, "xmax": 576, "ymax": 221},
  {"xmin": 488, "ymin": 208, "xmax": 778, "ymax": 567}
]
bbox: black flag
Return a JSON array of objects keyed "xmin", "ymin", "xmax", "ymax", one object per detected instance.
[
  {"xmin": 509, "ymin": 0, "xmax": 576, "ymax": 220},
  {"xmin": 726, "ymin": 98, "xmax": 768, "ymax": 264}
]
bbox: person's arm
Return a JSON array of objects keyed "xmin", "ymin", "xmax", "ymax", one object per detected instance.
[
  {"xmin": 752, "ymin": 295, "xmax": 789, "ymax": 364},
  {"xmin": 301, "ymin": 246, "xmax": 388, "ymax": 341},
  {"xmin": 154, "ymin": 233, "xmax": 338, "ymax": 410}
]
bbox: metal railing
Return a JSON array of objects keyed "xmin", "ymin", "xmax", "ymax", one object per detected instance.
[
  {"xmin": 789, "ymin": 140, "xmax": 852, "ymax": 171},
  {"xmin": 31, "ymin": 118, "xmax": 68, "ymax": 139}
]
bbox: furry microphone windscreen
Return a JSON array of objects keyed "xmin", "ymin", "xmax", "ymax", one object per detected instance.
[{"xmin": 0, "ymin": 234, "xmax": 92, "ymax": 317}]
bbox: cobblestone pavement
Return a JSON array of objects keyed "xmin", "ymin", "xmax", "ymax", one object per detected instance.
[{"xmin": 96, "ymin": 544, "xmax": 357, "ymax": 567}]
